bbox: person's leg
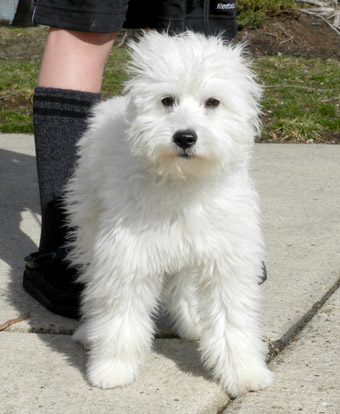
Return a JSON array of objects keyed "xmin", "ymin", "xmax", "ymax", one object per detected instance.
[
  {"xmin": 24, "ymin": 29, "xmax": 117, "ymax": 318},
  {"xmin": 38, "ymin": 28, "xmax": 117, "ymax": 92},
  {"xmin": 34, "ymin": 29, "xmax": 116, "ymax": 253}
]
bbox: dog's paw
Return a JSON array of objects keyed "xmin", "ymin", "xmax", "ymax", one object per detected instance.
[
  {"xmin": 87, "ymin": 358, "xmax": 138, "ymax": 389},
  {"xmin": 222, "ymin": 365, "xmax": 274, "ymax": 397}
]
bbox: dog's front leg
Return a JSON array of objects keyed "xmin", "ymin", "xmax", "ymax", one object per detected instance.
[
  {"xmin": 197, "ymin": 263, "xmax": 274, "ymax": 397},
  {"xmin": 78, "ymin": 263, "xmax": 162, "ymax": 389}
]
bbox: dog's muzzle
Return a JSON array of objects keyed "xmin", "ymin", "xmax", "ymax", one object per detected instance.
[{"xmin": 173, "ymin": 130, "xmax": 197, "ymax": 151}]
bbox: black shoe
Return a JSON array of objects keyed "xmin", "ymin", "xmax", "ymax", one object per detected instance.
[
  {"xmin": 259, "ymin": 262, "xmax": 267, "ymax": 285},
  {"xmin": 23, "ymin": 249, "xmax": 83, "ymax": 319}
]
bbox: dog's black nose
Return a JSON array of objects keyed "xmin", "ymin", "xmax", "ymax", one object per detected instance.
[{"xmin": 173, "ymin": 130, "xmax": 197, "ymax": 150}]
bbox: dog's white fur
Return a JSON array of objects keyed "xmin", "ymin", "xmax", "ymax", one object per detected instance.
[{"xmin": 65, "ymin": 31, "xmax": 274, "ymax": 397}]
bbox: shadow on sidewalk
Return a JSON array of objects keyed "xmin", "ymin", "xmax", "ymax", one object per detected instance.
[{"xmin": 0, "ymin": 148, "xmax": 39, "ymax": 312}]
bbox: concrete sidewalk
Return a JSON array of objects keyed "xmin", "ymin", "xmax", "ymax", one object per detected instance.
[{"xmin": 1, "ymin": 134, "xmax": 339, "ymax": 414}]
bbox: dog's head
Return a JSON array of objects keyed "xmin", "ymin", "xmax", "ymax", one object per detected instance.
[{"xmin": 124, "ymin": 31, "xmax": 262, "ymax": 179}]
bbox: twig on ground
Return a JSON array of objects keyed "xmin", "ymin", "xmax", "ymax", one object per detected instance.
[
  {"xmin": 300, "ymin": 9, "xmax": 340, "ymax": 34},
  {"xmin": 260, "ymin": 31, "xmax": 279, "ymax": 38},
  {"xmin": 297, "ymin": 0, "xmax": 340, "ymax": 32},
  {"xmin": 116, "ymin": 31, "xmax": 128, "ymax": 48},
  {"xmin": 0, "ymin": 313, "xmax": 30, "ymax": 331},
  {"xmin": 0, "ymin": 93, "xmax": 21, "ymax": 100},
  {"xmin": 301, "ymin": 6, "xmax": 336, "ymax": 15},
  {"xmin": 279, "ymin": 36, "xmax": 294, "ymax": 45},
  {"xmin": 263, "ymin": 85, "xmax": 330, "ymax": 92},
  {"xmin": 296, "ymin": 0, "xmax": 332, "ymax": 6}
]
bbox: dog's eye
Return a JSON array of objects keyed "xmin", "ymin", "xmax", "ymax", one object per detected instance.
[
  {"xmin": 161, "ymin": 97, "xmax": 175, "ymax": 107},
  {"xmin": 205, "ymin": 98, "xmax": 220, "ymax": 108}
]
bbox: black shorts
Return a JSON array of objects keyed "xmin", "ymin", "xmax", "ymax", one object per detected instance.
[
  {"xmin": 32, "ymin": 0, "xmax": 161, "ymax": 33},
  {"xmin": 33, "ymin": 0, "xmax": 237, "ymax": 39}
]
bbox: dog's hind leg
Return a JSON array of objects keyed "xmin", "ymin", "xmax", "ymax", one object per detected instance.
[
  {"xmin": 196, "ymin": 262, "xmax": 274, "ymax": 397},
  {"xmin": 164, "ymin": 269, "xmax": 201, "ymax": 341}
]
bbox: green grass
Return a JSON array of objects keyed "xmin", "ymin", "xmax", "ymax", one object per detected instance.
[
  {"xmin": 1, "ymin": 26, "xmax": 340, "ymax": 142},
  {"xmin": 254, "ymin": 57, "xmax": 340, "ymax": 141},
  {"xmin": 0, "ymin": 61, "xmax": 39, "ymax": 133},
  {"xmin": 102, "ymin": 48, "xmax": 129, "ymax": 99},
  {"xmin": 237, "ymin": 0, "xmax": 296, "ymax": 29}
]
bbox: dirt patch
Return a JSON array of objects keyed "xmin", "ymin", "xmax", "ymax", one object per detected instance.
[
  {"xmin": 236, "ymin": 10, "xmax": 340, "ymax": 59},
  {"xmin": 235, "ymin": 10, "xmax": 340, "ymax": 144}
]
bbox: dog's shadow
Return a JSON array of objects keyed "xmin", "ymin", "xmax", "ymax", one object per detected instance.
[
  {"xmin": 153, "ymin": 313, "xmax": 212, "ymax": 381},
  {"xmin": 39, "ymin": 312, "xmax": 212, "ymax": 386},
  {"xmin": 44, "ymin": 312, "xmax": 211, "ymax": 384},
  {"xmin": 47, "ymin": 312, "xmax": 212, "ymax": 384}
]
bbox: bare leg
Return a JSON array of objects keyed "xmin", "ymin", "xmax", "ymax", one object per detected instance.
[{"xmin": 38, "ymin": 28, "xmax": 117, "ymax": 91}]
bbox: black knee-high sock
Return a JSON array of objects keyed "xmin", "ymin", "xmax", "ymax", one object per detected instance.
[{"xmin": 33, "ymin": 87, "xmax": 101, "ymax": 253}]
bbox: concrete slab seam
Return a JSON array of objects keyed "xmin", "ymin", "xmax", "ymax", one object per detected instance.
[
  {"xmin": 267, "ymin": 274, "xmax": 340, "ymax": 361},
  {"xmin": 220, "ymin": 273, "xmax": 340, "ymax": 413}
]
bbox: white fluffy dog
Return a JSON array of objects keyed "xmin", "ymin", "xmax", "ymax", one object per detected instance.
[{"xmin": 65, "ymin": 31, "xmax": 274, "ymax": 397}]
